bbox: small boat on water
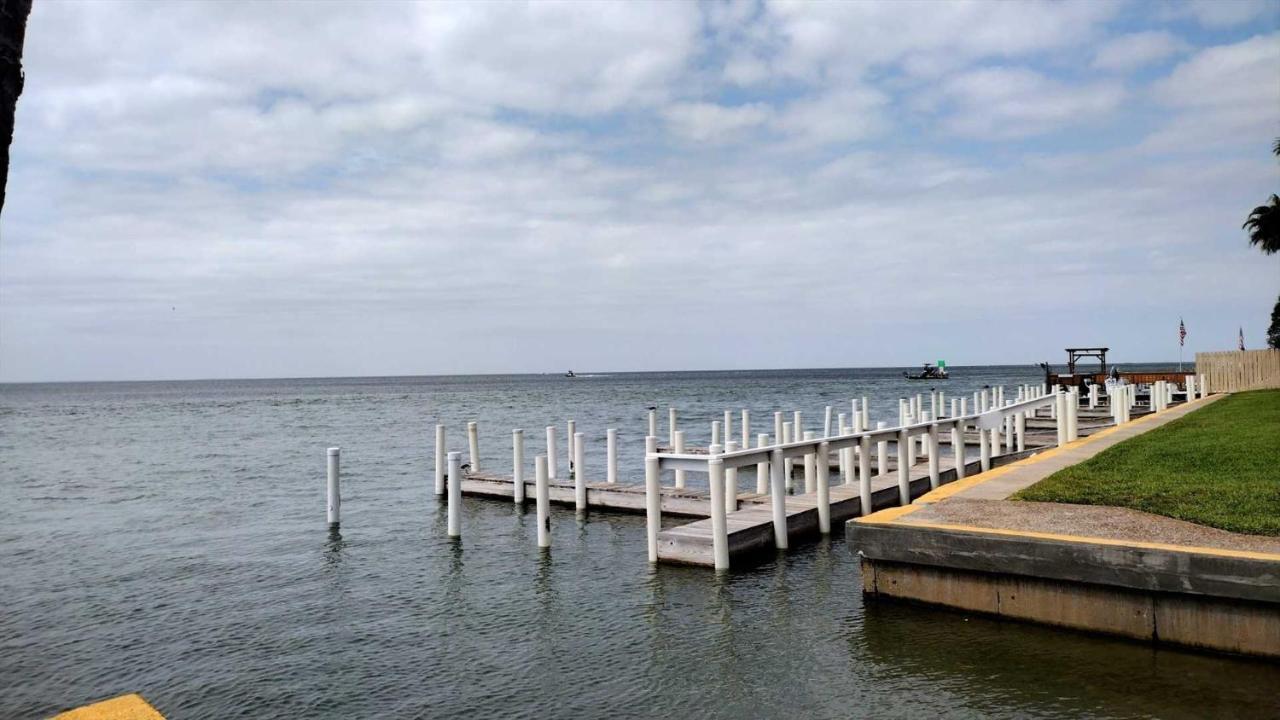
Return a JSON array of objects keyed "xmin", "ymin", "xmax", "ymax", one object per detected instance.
[
  {"xmin": 565, "ymin": 370, "xmax": 576, "ymax": 378},
  {"xmin": 904, "ymin": 362, "xmax": 948, "ymax": 380}
]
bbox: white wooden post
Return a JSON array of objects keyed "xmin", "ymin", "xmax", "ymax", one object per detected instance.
[
  {"xmin": 816, "ymin": 440, "xmax": 831, "ymax": 533},
  {"xmin": 1055, "ymin": 390, "xmax": 1068, "ymax": 447},
  {"xmin": 1004, "ymin": 413, "xmax": 1014, "ymax": 453},
  {"xmin": 876, "ymin": 421, "xmax": 889, "ymax": 477},
  {"xmin": 724, "ymin": 410, "xmax": 733, "ymax": 444},
  {"xmin": 979, "ymin": 425, "xmax": 991, "ymax": 472},
  {"xmin": 861, "ymin": 396, "xmax": 870, "ymax": 430},
  {"xmin": 669, "ymin": 407, "xmax": 677, "ymax": 446},
  {"xmin": 782, "ymin": 421, "xmax": 794, "ymax": 492},
  {"xmin": 823, "ymin": 406, "xmax": 833, "ymax": 436},
  {"xmin": 546, "ymin": 426, "xmax": 558, "ymax": 480},
  {"xmin": 770, "ymin": 448, "xmax": 787, "ymax": 549},
  {"xmin": 803, "ymin": 430, "xmax": 816, "ymax": 494},
  {"xmin": 837, "ymin": 414, "xmax": 848, "ymax": 480},
  {"xmin": 327, "ymin": 447, "xmax": 340, "ymax": 526},
  {"xmin": 606, "ymin": 428, "xmax": 617, "ymax": 485},
  {"xmin": 858, "ymin": 434, "xmax": 872, "ymax": 515},
  {"xmin": 708, "ymin": 456, "xmax": 729, "ymax": 571},
  {"xmin": 648, "ymin": 409, "xmax": 657, "ymax": 437},
  {"xmin": 927, "ymin": 422, "xmax": 940, "ymax": 490},
  {"xmin": 793, "ymin": 411, "xmax": 802, "ymax": 440},
  {"xmin": 724, "ymin": 440, "xmax": 739, "ymax": 514},
  {"xmin": 712, "ymin": 420, "xmax": 722, "ymax": 447},
  {"xmin": 897, "ymin": 428, "xmax": 911, "ymax": 505},
  {"xmin": 513, "ymin": 429, "xmax": 525, "ymax": 504},
  {"xmin": 536, "ymin": 455, "xmax": 551, "ymax": 548},
  {"xmin": 950, "ymin": 398, "xmax": 958, "ymax": 419},
  {"xmin": 1089, "ymin": 384, "xmax": 1098, "ymax": 409},
  {"xmin": 467, "ymin": 421, "xmax": 480, "ymax": 472},
  {"xmin": 434, "ymin": 424, "xmax": 446, "ymax": 495},
  {"xmin": 741, "ymin": 409, "xmax": 750, "ymax": 447},
  {"xmin": 644, "ymin": 436, "xmax": 659, "ymax": 561},
  {"xmin": 573, "ymin": 432, "xmax": 586, "ymax": 512},
  {"xmin": 566, "ymin": 420, "xmax": 575, "ymax": 475},
  {"xmin": 756, "ymin": 433, "xmax": 770, "ymax": 494},
  {"xmin": 673, "ymin": 430, "xmax": 686, "ymax": 488},
  {"xmin": 1067, "ymin": 388, "xmax": 1079, "ymax": 441},
  {"xmin": 1016, "ymin": 412, "xmax": 1026, "ymax": 452},
  {"xmin": 951, "ymin": 421, "xmax": 966, "ymax": 480},
  {"xmin": 447, "ymin": 451, "xmax": 461, "ymax": 537}
]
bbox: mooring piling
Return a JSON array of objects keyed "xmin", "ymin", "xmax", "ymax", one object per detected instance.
[
  {"xmin": 467, "ymin": 422, "xmax": 480, "ymax": 472},
  {"xmin": 896, "ymin": 427, "xmax": 911, "ymax": 505},
  {"xmin": 513, "ymin": 429, "xmax": 525, "ymax": 504},
  {"xmin": 327, "ymin": 447, "xmax": 340, "ymax": 527},
  {"xmin": 707, "ymin": 453, "xmax": 729, "ymax": 572},
  {"xmin": 573, "ymin": 432, "xmax": 586, "ymax": 512},
  {"xmin": 535, "ymin": 455, "xmax": 550, "ymax": 548},
  {"xmin": 447, "ymin": 451, "xmax": 462, "ymax": 538},
  {"xmin": 769, "ymin": 447, "xmax": 787, "ymax": 549},
  {"xmin": 546, "ymin": 426, "xmax": 558, "ymax": 480},
  {"xmin": 755, "ymin": 433, "xmax": 770, "ymax": 494},
  {"xmin": 673, "ymin": 430, "xmax": 687, "ymax": 488},
  {"xmin": 644, "ymin": 436, "xmax": 659, "ymax": 562},
  {"xmin": 817, "ymin": 440, "xmax": 832, "ymax": 533},
  {"xmin": 606, "ymin": 428, "xmax": 618, "ymax": 485},
  {"xmin": 434, "ymin": 425, "xmax": 445, "ymax": 495}
]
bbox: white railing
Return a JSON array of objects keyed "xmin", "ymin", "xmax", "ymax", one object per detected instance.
[{"xmin": 644, "ymin": 390, "xmax": 1069, "ymax": 571}]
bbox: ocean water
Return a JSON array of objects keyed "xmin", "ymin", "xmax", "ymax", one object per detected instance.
[{"xmin": 3, "ymin": 366, "xmax": 1276, "ymax": 719}]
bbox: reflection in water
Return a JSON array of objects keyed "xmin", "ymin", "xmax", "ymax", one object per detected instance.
[{"xmin": 323, "ymin": 525, "xmax": 347, "ymax": 566}]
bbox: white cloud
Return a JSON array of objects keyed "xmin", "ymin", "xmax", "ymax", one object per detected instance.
[
  {"xmin": 663, "ymin": 102, "xmax": 772, "ymax": 143},
  {"xmin": 1092, "ymin": 31, "xmax": 1188, "ymax": 71},
  {"xmin": 1159, "ymin": 0, "xmax": 1276, "ymax": 28},
  {"xmin": 939, "ymin": 68, "xmax": 1124, "ymax": 138}
]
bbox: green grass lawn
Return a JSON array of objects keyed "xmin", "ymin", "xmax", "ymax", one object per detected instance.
[{"xmin": 1013, "ymin": 390, "xmax": 1280, "ymax": 536}]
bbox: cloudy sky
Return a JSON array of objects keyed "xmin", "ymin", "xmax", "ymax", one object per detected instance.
[{"xmin": 2, "ymin": 0, "xmax": 1278, "ymax": 382}]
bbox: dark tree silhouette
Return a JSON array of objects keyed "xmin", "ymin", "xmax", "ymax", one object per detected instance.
[
  {"xmin": 1268, "ymin": 293, "xmax": 1280, "ymax": 350},
  {"xmin": 0, "ymin": 0, "xmax": 32, "ymax": 217},
  {"xmin": 1242, "ymin": 139, "xmax": 1280, "ymax": 255}
]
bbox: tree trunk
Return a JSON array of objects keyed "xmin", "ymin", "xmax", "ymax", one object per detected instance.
[{"xmin": 0, "ymin": 0, "xmax": 32, "ymax": 218}]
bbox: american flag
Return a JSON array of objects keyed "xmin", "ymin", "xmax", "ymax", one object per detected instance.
[
  {"xmin": 1179, "ymin": 318, "xmax": 1186, "ymax": 347},
  {"xmin": 1239, "ymin": 327, "xmax": 1246, "ymax": 351}
]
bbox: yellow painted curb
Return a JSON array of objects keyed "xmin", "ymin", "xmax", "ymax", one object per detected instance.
[
  {"xmin": 51, "ymin": 693, "xmax": 164, "ymax": 720},
  {"xmin": 868, "ymin": 517, "xmax": 1280, "ymax": 563}
]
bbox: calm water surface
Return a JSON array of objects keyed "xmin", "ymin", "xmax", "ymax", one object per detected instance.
[{"xmin": 3, "ymin": 367, "xmax": 1276, "ymax": 719}]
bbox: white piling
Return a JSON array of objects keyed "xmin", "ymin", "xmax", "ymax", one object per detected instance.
[
  {"xmin": 858, "ymin": 434, "xmax": 872, "ymax": 514},
  {"xmin": 644, "ymin": 437, "xmax": 659, "ymax": 561},
  {"xmin": 897, "ymin": 428, "xmax": 911, "ymax": 505},
  {"xmin": 536, "ymin": 455, "xmax": 551, "ymax": 548},
  {"xmin": 513, "ymin": 429, "xmax": 525, "ymax": 504},
  {"xmin": 960, "ymin": 397, "xmax": 968, "ymax": 416},
  {"xmin": 566, "ymin": 420, "xmax": 575, "ymax": 475},
  {"xmin": 673, "ymin": 430, "xmax": 687, "ymax": 489},
  {"xmin": 770, "ymin": 448, "xmax": 787, "ymax": 549},
  {"xmin": 326, "ymin": 447, "xmax": 341, "ymax": 526},
  {"xmin": 793, "ymin": 411, "xmax": 802, "ymax": 439},
  {"xmin": 951, "ymin": 422, "xmax": 966, "ymax": 480},
  {"xmin": 741, "ymin": 409, "xmax": 750, "ymax": 447},
  {"xmin": 573, "ymin": 432, "xmax": 586, "ymax": 512},
  {"xmin": 803, "ymin": 431, "xmax": 817, "ymax": 494},
  {"xmin": 711, "ymin": 420, "xmax": 722, "ymax": 447},
  {"xmin": 991, "ymin": 414, "xmax": 1001, "ymax": 458},
  {"xmin": 782, "ymin": 421, "xmax": 794, "ymax": 492},
  {"xmin": 930, "ymin": 391, "xmax": 938, "ymax": 420},
  {"xmin": 927, "ymin": 422, "xmax": 940, "ymax": 490},
  {"xmin": 724, "ymin": 440, "xmax": 740, "ymax": 514},
  {"xmin": 816, "ymin": 441, "xmax": 831, "ymax": 533},
  {"xmin": 861, "ymin": 397, "xmax": 870, "ymax": 430},
  {"xmin": 1067, "ymin": 388, "xmax": 1079, "ymax": 441},
  {"xmin": 1016, "ymin": 412, "xmax": 1026, "ymax": 452},
  {"xmin": 546, "ymin": 426, "xmax": 558, "ymax": 480},
  {"xmin": 950, "ymin": 398, "xmax": 958, "ymax": 419},
  {"xmin": 724, "ymin": 410, "xmax": 733, "ymax": 444},
  {"xmin": 669, "ymin": 407, "xmax": 677, "ymax": 446},
  {"xmin": 876, "ymin": 421, "xmax": 889, "ymax": 477},
  {"xmin": 648, "ymin": 409, "xmax": 657, "ymax": 437},
  {"xmin": 756, "ymin": 433, "xmax": 770, "ymax": 494},
  {"xmin": 938, "ymin": 391, "xmax": 946, "ymax": 416},
  {"xmin": 446, "ymin": 451, "xmax": 461, "ymax": 537},
  {"xmin": 606, "ymin": 428, "xmax": 618, "ymax": 485},
  {"xmin": 1089, "ymin": 384, "xmax": 1098, "ymax": 409},
  {"xmin": 824, "ymin": 406, "xmax": 833, "ymax": 436},
  {"xmin": 467, "ymin": 421, "xmax": 480, "ymax": 472},
  {"xmin": 708, "ymin": 456, "xmax": 729, "ymax": 572},
  {"xmin": 1186, "ymin": 375, "xmax": 1196, "ymax": 402},
  {"xmin": 979, "ymin": 427, "xmax": 991, "ymax": 472},
  {"xmin": 1055, "ymin": 390, "xmax": 1068, "ymax": 447},
  {"xmin": 434, "ymin": 424, "xmax": 446, "ymax": 495},
  {"xmin": 1004, "ymin": 413, "xmax": 1015, "ymax": 453}
]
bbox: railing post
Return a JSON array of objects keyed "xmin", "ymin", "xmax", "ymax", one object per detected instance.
[
  {"xmin": 1016, "ymin": 411, "xmax": 1026, "ymax": 452},
  {"xmin": 803, "ymin": 431, "xmax": 817, "ymax": 494},
  {"xmin": 708, "ymin": 456, "xmax": 729, "ymax": 572},
  {"xmin": 673, "ymin": 430, "xmax": 686, "ymax": 489},
  {"xmin": 824, "ymin": 406, "xmax": 833, "ymax": 436},
  {"xmin": 648, "ymin": 408, "xmax": 657, "ymax": 437},
  {"xmin": 513, "ymin": 429, "xmax": 525, "ymax": 504},
  {"xmin": 979, "ymin": 423, "xmax": 991, "ymax": 471},
  {"xmin": 756, "ymin": 433, "xmax": 770, "ymax": 494},
  {"xmin": 861, "ymin": 397, "xmax": 870, "ymax": 430},
  {"xmin": 897, "ymin": 427, "xmax": 911, "ymax": 505},
  {"xmin": 606, "ymin": 428, "xmax": 617, "ymax": 484},
  {"xmin": 770, "ymin": 448, "xmax": 788, "ymax": 549},
  {"xmin": 573, "ymin": 432, "xmax": 586, "ymax": 513},
  {"xmin": 782, "ymin": 421, "xmax": 794, "ymax": 492},
  {"xmin": 858, "ymin": 434, "xmax": 872, "ymax": 514},
  {"xmin": 741, "ymin": 409, "xmax": 750, "ymax": 447},
  {"xmin": 668, "ymin": 407, "xmax": 677, "ymax": 447},
  {"xmin": 566, "ymin": 420, "xmax": 575, "ymax": 475},
  {"xmin": 536, "ymin": 455, "xmax": 551, "ymax": 548},
  {"xmin": 724, "ymin": 410, "xmax": 733, "ymax": 444},
  {"xmin": 817, "ymin": 440, "xmax": 831, "ymax": 533},
  {"xmin": 724, "ymin": 440, "xmax": 739, "ymax": 513},
  {"xmin": 876, "ymin": 421, "xmax": 889, "ymax": 477},
  {"xmin": 990, "ymin": 410, "xmax": 1001, "ymax": 458},
  {"xmin": 927, "ymin": 422, "xmax": 940, "ymax": 489},
  {"xmin": 793, "ymin": 410, "xmax": 803, "ymax": 439},
  {"xmin": 546, "ymin": 426, "xmax": 558, "ymax": 480},
  {"xmin": 712, "ymin": 420, "xmax": 722, "ymax": 447},
  {"xmin": 951, "ymin": 421, "xmax": 966, "ymax": 480},
  {"xmin": 1067, "ymin": 388, "xmax": 1079, "ymax": 441},
  {"xmin": 1055, "ymin": 389, "xmax": 1068, "ymax": 446},
  {"xmin": 644, "ymin": 437, "xmax": 659, "ymax": 561}
]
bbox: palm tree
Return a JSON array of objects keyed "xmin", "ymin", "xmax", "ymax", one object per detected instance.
[
  {"xmin": 0, "ymin": 0, "xmax": 33, "ymax": 218},
  {"xmin": 1243, "ymin": 139, "xmax": 1280, "ymax": 255}
]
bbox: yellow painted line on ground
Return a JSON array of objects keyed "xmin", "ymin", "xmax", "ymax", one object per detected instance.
[
  {"xmin": 51, "ymin": 694, "xmax": 164, "ymax": 720},
  {"xmin": 876, "ymin": 517, "xmax": 1280, "ymax": 562}
]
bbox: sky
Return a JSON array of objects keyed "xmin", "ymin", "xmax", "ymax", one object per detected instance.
[{"xmin": 2, "ymin": 0, "xmax": 1278, "ymax": 382}]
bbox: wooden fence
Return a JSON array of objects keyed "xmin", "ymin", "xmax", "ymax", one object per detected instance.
[{"xmin": 1195, "ymin": 349, "xmax": 1280, "ymax": 393}]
